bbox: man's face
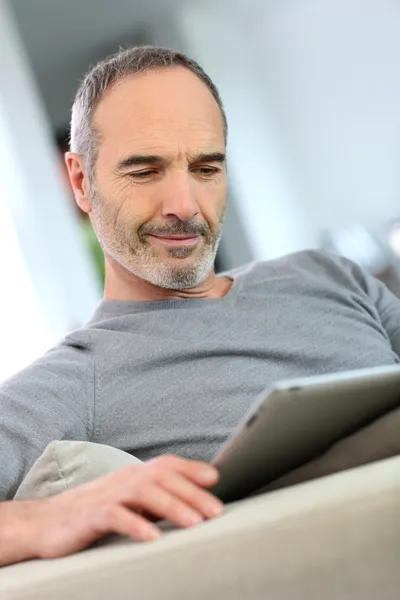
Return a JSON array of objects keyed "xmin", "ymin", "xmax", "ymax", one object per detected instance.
[{"xmin": 89, "ymin": 67, "xmax": 227, "ymax": 290}]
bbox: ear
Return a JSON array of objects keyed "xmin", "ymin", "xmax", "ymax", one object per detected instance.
[{"xmin": 64, "ymin": 152, "xmax": 92, "ymax": 214}]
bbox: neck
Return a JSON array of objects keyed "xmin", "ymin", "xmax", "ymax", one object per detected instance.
[{"xmin": 103, "ymin": 258, "xmax": 233, "ymax": 302}]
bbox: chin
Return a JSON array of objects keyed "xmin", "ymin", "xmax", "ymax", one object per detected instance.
[
  {"xmin": 125, "ymin": 244, "xmax": 216, "ymax": 289},
  {"xmin": 145, "ymin": 260, "xmax": 210, "ymax": 290}
]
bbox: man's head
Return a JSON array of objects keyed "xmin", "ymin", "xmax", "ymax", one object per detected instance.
[{"xmin": 66, "ymin": 46, "xmax": 228, "ymax": 291}]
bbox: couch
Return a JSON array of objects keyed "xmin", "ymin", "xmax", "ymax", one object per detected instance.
[{"xmin": 1, "ymin": 405, "xmax": 399, "ymax": 599}]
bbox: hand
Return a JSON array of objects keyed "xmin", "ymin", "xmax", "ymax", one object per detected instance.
[{"xmin": 25, "ymin": 455, "xmax": 223, "ymax": 560}]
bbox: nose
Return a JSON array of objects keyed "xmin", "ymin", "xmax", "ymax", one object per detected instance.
[{"xmin": 161, "ymin": 169, "xmax": 200, "ymax": 222}]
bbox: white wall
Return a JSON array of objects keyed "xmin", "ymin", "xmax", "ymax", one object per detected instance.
[
  {"xmin": 0, "ymin": 180, "xmax": 53, "ymax": 382},
  {"xmin": 250, "ymin": 0, "xmax": 400, "ymax": 238}
]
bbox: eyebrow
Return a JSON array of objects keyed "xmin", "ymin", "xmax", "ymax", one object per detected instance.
[{"xmin": 115, "ymin": 152, "xmax": 226, "ymax": 171}]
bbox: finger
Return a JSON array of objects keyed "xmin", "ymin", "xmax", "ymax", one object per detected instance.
[
  {"xmin": 95, "ymin": 505, "xmax": 161, "ymax": 543},
  {"xmin": 127, "ymin": 482, "xmax": 205, "ymax": 529},
  {"xmin": 148, "ymin": 456, "xmax": 219, "ymax": 487},
  {"xmin": 159, "ymin": 472, "xmax": 223, "ymax": 519}
]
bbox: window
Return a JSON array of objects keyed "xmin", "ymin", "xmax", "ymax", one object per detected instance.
[{"xmin": 0, "ymin": 190, "xmax": 52, "ymax": 382}]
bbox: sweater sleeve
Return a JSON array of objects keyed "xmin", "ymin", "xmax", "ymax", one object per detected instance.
[
  {"xmin": 363, "ymin": 273, "xmax": 400, "ymax": 357},
  {"xmin": 327, "ymin": 252, "xmax": 400, "ymax": 357},
  {"xmin": 0, "ymin": 336, "xmax": 93, "ymax": 500}
]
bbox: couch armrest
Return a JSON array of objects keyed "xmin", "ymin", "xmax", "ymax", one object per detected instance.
[{"xmin": 1, "ymin": 456, "xmax": 399, "ymax": 600}]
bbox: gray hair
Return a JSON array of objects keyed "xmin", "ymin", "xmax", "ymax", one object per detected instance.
[{"xmin": 69, "ymin": 45, "xmax": 228, "ymax": 182}]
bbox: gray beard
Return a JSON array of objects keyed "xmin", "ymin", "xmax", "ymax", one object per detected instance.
[
  {"xmin": 132, "ymin": 235, "xmax": 222, "ymax": 290},
  {"xmin": 90, "ymin": 187, "xmax": 225, "ymax": 290}
]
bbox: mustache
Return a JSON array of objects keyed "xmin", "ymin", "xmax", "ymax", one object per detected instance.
[{"xmin": 140, "ymin": 222, "xmax": 210, "ymax": 237}]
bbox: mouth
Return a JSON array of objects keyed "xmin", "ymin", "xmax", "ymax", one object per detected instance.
[{"xmin": 146, "ymin": 234, "xmax": 201, "ymax": 247}]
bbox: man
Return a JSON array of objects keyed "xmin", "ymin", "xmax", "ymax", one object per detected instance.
[{"xmin": 1, "ymin": 46, "xmax": 399, "ymax": 567}]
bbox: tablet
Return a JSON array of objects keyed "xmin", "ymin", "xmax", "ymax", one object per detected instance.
[{"xmin": 211, "ymin": 364, "xmax": 400, "ymax": 502}]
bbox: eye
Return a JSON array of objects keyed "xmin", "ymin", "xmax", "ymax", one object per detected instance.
[
  {"xmin": 193, "ymin": 166, "xmax": 220, "ymax": 178},
  {"xmin": 128, "ymin": 170, "xmax": 157, "ymax": 180}
]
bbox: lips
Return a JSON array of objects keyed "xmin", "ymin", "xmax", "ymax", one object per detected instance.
[
  {"xmin": 154, "ymin": 236, "xmax": 197, "ymax": 240},
  {"xmin": 147, "ymin": 234, "xmax": 200, "ymax": 247}
]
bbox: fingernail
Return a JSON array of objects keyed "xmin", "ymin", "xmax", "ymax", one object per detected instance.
[
  {"xmin": 198, "ymin": 468, "xmax": 217, "ymax": 485},
  {"xmin": 145, "ymin": 526, "xmax": 161, "ymax": 541},
  {"xmin": 183, "ymin": 511, "xmax": 203, "ymax": 527},
  {"xmin": 205, "ymin": 500, "xmax": 224, "ymax": 517}
]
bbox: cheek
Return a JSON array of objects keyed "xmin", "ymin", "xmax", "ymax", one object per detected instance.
[
  {"xmin": 200, "ymin": 191, "xmax": 226, "ymax": 227},
  {"xmin": 112, "ymin": 179, "xmax": 160, "ymax": 223},
  {"xmin": 96, "ymin": 185, "xmax": 146, "ymax": 231},
  {"xmin": 197, "ymin": 176, "xmax": 226, "ymax": 209}
]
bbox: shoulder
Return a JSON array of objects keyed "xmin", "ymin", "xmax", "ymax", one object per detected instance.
[
  {"xmin": 0, "ymin": 329, "xmax": 95, "ymax": 393},
  {"xmin": 225, "ymin": 249, "xmax": 367, "ymax": 289},
  {"xmin": 274, "ymin": 249, "xmax": 365, "ymax": 283}
]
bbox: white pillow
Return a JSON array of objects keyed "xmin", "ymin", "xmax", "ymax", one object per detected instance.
[{"xmin": 14, "ymin": 440, "xmax": 142, "ymax": 500}]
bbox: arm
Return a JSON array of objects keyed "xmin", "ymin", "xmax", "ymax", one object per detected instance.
[
  {"xmin": 0, "ymin": 336, "xmax": 91, "ymax": 500},
  {"xmin": 0, "ymin": 500, "xmax": 38, "ymax": 566},
  {"xmin": 0, "ymin": 337, "xmax": 223, "ymax": 567},
  {"xmin": 0, "ymin": 457, "xmax": 223, "ymax": 567},
  {"xmin": 308, "ymin": 251, "xmax": 400, "ymax": 356},
  {"xmin": 342, "ymin": 257, "xmax": 400, "ymax": 356}
]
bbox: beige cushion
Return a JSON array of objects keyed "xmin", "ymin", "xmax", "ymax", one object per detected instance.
[
  {"xmin": 14, "ymin": 441, "xmax": 141, "ymax": 500},
  {"xmin": 3, "ymin": 457, "xmax": 400, "ymax": 600}
]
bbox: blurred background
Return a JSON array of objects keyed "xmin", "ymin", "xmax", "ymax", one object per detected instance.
[{"xmin": 2, "ymin": 0, "xmax": 400, "ymax": 381}]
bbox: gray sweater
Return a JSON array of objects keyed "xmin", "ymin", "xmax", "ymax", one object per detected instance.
[{"xmin": 1, "ymin": 250, "xmax": 400, "ymax": 500}]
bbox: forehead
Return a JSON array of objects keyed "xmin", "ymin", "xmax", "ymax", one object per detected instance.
[{"xmin": 93, "ymin": 67, "xmax": 225, "ymax": 159}]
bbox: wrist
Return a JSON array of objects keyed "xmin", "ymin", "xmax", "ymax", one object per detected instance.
[{"xmin": 0, "ymin": 499, "xmax": 41, "ymax": 566}]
